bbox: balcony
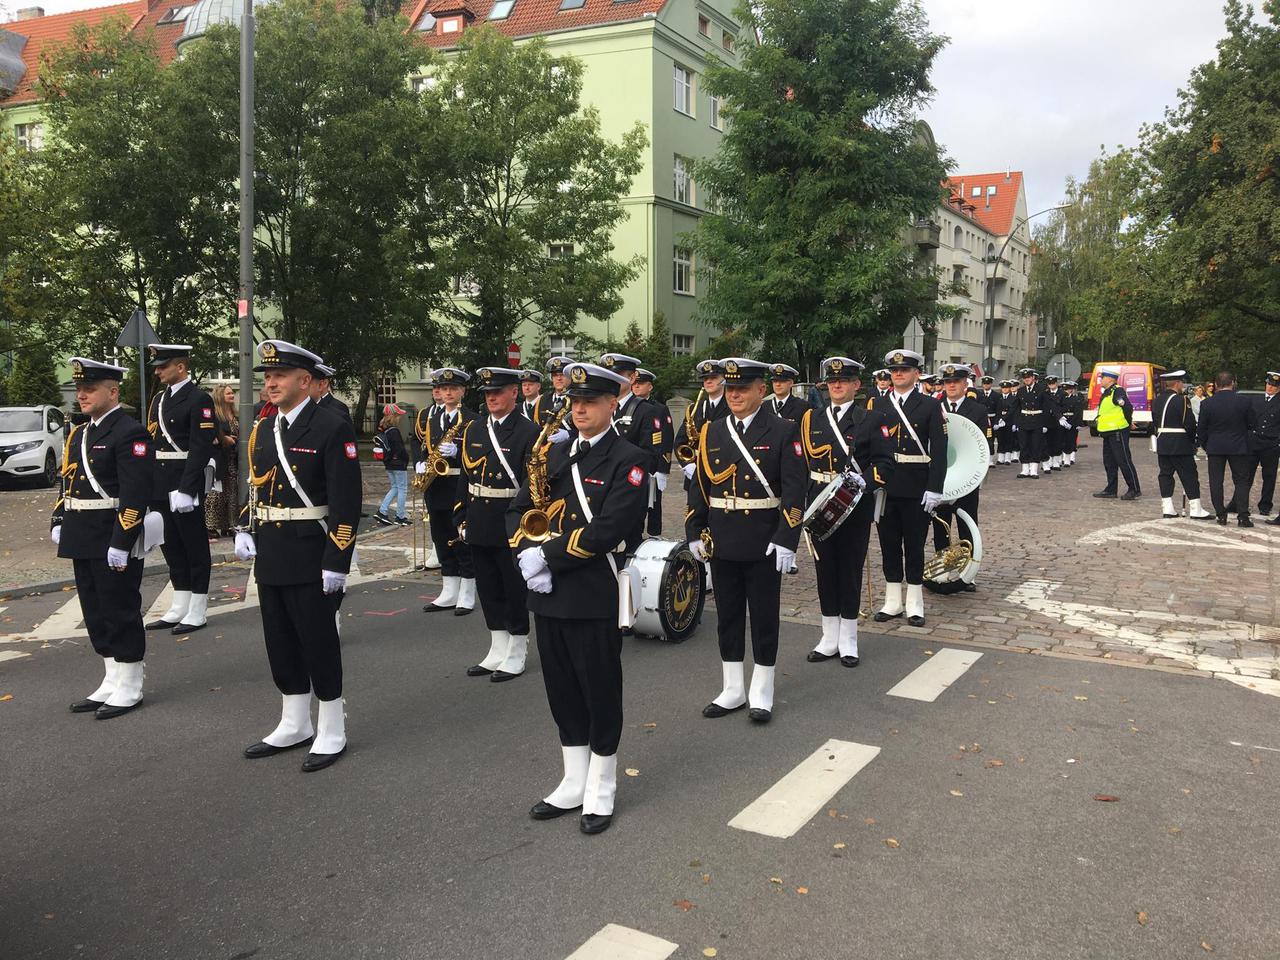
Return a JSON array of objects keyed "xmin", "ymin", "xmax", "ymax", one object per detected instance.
[{"xmin": 911, "ymin": 220, "xmax": 941, "ymax": 250}]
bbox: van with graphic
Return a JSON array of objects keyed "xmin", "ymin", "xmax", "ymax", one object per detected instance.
[{"xmin": 1083, "ymin": 362, "xmax": 1167, "ymax": 436}]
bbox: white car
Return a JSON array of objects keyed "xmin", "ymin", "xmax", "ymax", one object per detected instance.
[{"xmin": 0, "ymin": 406, "xmax": 66, "ymax": 487}]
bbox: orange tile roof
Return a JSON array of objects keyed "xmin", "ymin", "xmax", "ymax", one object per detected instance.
[
  {"xmin": 130, "ymin": 0, "xmax": 187, "ymax": 68},
  {"xmin": 407, "ymin": 0, "xmax": 668, "ymax": 49},
  {"xmin": 944, "ymin": 171, "xmax": 1024, "ymax": 236}
]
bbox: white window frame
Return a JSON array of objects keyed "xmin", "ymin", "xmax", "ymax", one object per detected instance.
[
  {"xmin": 673, "ymin": 155, "xmax": 693, "ymax": 206},
  {"xmin": 549, "ymin": 335, "xmax": 577, "ymax": 358},
  {"xmin": 672, "ymin": 334, "xmax": 695, "ymax": 356},
  {"xmin": 673, "ymin": 247, "xmax": 694, "ymax": 295},
  {"xmin": 489, "ymin": 0, "xmax": 516, "ymax": 19},
  {"xmin": 673, "ymin": 64, "xmax": 693, "ymax": 117},
  {"xmin": 439, "ymin": 16, "xmax": 461, "ymax": 33},
  {"xmin": 548, "ymin": 243, "xmax": 574, "ymax": 259},
  {"xmin": 709, "ymin": 94, "xmax": 723, "ymax": 131},
  {"xmin": 14, "ymin": 122, "xmax": 43, "ymax": 153}
]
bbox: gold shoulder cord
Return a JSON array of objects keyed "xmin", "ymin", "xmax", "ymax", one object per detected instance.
[
  {"xmin": 699, "ymin": 419, "xmax": 736, "ymax": 486},
  {"xmin": 460, "ymin": 420, "xmax": 486, "ymax": 473},
  {"xmin": 146, "ymin": 393, "xmax": 160, "ymax": 438},
  {"xmin": 245, "ymin": 417, "xmax": 277, "ymax": 531},
  {"xmin": 55, "ymin": 423, "xmax": 82, "ymax": 510},
  {"xmin": 800, "ymin": 407, "xmax": 833, "ymax": 461}
]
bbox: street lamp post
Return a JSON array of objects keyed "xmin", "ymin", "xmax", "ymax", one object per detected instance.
[{"xmin": 235, "ymin": 0, "xmax": 256, "ymax": 507}]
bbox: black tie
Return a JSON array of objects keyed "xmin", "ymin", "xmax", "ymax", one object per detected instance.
[
  {"xmin": 735, "ymin": 420, "xmax": 746, "ymax": 437},
  {"xmin": 951, "ymin": 402, "xmax": 958, "ymax": 413}
]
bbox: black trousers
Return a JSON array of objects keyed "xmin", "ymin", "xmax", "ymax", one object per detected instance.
[
  {"xmin": 1208, "ymin": 454, "xmax": 1254, "ymax": 519},
  {"xmin": 258, "ymin": 581, "xmax": 343, "ymax": 700},
  {"xmin": 535, "ymin": 614, "xmax": 623, "ymax": 756},
  {"xmin": 999, "ymin": 425, "xmax": 1017, "ymax": 456},
  {"xmin": 932, "ymin": 490, "xmax": 980, "ymax": 554},
  {"xmin": 879, "ymin": 495, "xmax": 930, "ymax": 584},
  {"xmin": 710, "ymin": 555, "xmax": 781, "ymax": 666},
  {"xmin": 428, "ymin": 506, "xmax": 472, "ymax": 578},
  {"xmin": 647, "ymin": 485, "xmax": 663, "ymax": 536},
  {"xmin": 1065, "ymin": 427, "xmax": 1079, "ymax": 453},
  {"xmin": 1255, "ymin": 446, "xmax": 1278, "ymax": 513},
  {"xmin": 814, "ymin": 498, "xmax": 873, "ymax": 619},
  {"xmin": 1157, "ymin": 454, "xmax": 1201, "ymax": 499},
  {"xmin": 155, "ymin": 501, "xmax": 211, "ymax": 593},
  {"xmin": 73, "ymin": 557, "xmax": 145, "ymax": 662},
  {"xmin": 1101, "ymin": 429, "xmax": 1140, "ymax": 493},
  {"xmin": 1018, "ymin": 424, "xmax": 1045, "ymax": 463},
  {"xmin": 470, "ymin": 542, "xmax": 529, "ymax": 635}
]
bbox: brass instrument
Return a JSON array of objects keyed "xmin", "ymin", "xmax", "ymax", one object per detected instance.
[
  {"xmin": 675, "ymin": 389, "xmax": 705, "ymax": 465},
  {"xmin": 517, "ymin": 400, "xmax": 573, "ymax": 542},
  {"xmin": 698, "ymin": 527, "xmax": 714, "ymax": 560},
  {"xmin": 923, "ymin": 516, "xmax": 974, "ymax": 582},
  {"xmin": 417, "ymin": 414, "xmax": 463, "ymax": 492}
]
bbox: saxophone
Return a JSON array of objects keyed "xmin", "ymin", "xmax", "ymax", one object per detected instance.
[
  {"xmin": 675, "ymin": 389, "xmax": 705, "ymax": 465},
  {"xmin": 517, "ymin": 400, "xmax": 573, "ymax": 542},
  {"xmin": 418, "ymin": 415, "xmax": 463, "ymax": 492}
]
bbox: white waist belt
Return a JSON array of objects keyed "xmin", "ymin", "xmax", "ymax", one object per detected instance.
[
  {"xmin": 468, "ymin": 483, "xmax": 517, "ymax": 499},
  {"xmin": 255, "ymin": 505, "xmax": 328, "ymax": 521},
  {"xmin": 894, "ymin": 453, "xmax": 931, "ymax": 464},
  {"xmin": 155, "ymin": 450, "xmax": 188, "ymax": 460},
  {"xmin": 1020, "ymin": 409, "xmax": 1042, "ymax": 415},
  {"xmin": 1158, "ymin": 428, "xmax": 1186, "ymax": 434},
  {"xmin": 809, "ymin": 470, "xmax": 838, "ymax": 484},
  {"xmin": 65, "ymin": 496, "xmax": 120, "ymax": 511},
  {"xmin": 709, "ymin": 495, "xmax": 781, "ymax": 510}
]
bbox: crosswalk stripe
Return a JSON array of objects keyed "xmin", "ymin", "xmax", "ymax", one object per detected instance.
[
  {"xmin": 565, "ymin": 924, "xmax": 678, "ymax": 960},
  {"xmin": 728, "ymin": 738, "xmax": 881, "ymax": 839},
  {"xmin": 886, "ymin": 647, "xmax": 982, "ymax": 702},
  {"xmin": 0, "ymin": 650, "xmax": 31, "ymax": 664},
  {"xmin": 26, "ymin": 595, "xmax": 87, "ymax": 642},
  {"xmin": 144, "ymin": 583, "xmax": 174, "ymax": 623}
]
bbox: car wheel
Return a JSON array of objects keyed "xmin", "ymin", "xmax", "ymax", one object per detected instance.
[{"xmin": 41, "ymin": 450, "xmax": 57, "ymax": 487}]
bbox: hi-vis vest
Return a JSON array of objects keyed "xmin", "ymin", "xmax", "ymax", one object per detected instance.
[{"xmin": 1096, "ymin": 390, "xmax": 1128, "ymax": 432}]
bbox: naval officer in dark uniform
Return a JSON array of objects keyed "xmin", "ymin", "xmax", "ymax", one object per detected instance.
[
  {"xmin": 1153, "ymin": 368, "xmax": 1212, "ymax": 519},
  {"xmin": 766, "ymin": 363, "xmax": 808, "ymax": 421},
  {"xmin": 677, "ymin": 358, "xmax": 730, "ymax": 486},
  {"xmin": 519, "ymin": 369, "xmax": 545, "ymax": 423},
  {"xmin": 53, "ymin": 359, "xmax": 154, "ymax": 718},
  {"xmin": 235, "ymin": 341, "xmax": 363, "ymax": 772},
  {"xmin": 456, "ymin": 366, "xmax": 539, "ymax": 681},
  {"xmin": 1250, "ymin": 371, "xmax": 1279, "ymax": 522},
  {"xmin": 600, "ymin": 353, "xmax": 665, "ymax": 547},
  {"xmin": 977, "ymin": 375, "xmax": 1000, "ymax": 457},
  {"xmin": 311, "ymin": 363, "xmax": 352, "ymax": 424},
  {"xmin": 144, "ymin": 344, "xmax": 216, "ymax": 635},
  {"xmin": 633, "ymin": 368, "xmax": 673, "ymax": 536},
  {"xmin": 931, "ymin": 364, "xmax": 988, "ymax": 569},
  {"xmin": 509, "ymin": 362, "xmax": 649, "ymax": 835},
  {"xmin": 1012, "ymin": 367, "xmax": 1046, "ymax": 479},
  {"xmin": 686, "ymin": 358, "xmax": 807, "ymax": 723}
]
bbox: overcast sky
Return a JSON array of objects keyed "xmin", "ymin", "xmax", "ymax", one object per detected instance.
[{"xmin": 11, "ymin": 0, "xmax": 1244, "ymax": 214}]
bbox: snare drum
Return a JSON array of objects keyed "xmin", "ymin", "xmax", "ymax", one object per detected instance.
[
  {"xmin": 624, "ymin": 538, "xmax": 706, "ymax": 642},
  {"xmin": 801, "ymin": 471, "xmax": 864, "ymax": 541}
]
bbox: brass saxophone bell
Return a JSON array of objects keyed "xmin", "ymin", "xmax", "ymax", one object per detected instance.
[{"xmin": 518, "ymin": 509, "xmax": 553, "ymax": 543}]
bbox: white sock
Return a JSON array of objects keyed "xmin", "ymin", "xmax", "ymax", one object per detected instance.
[
  {"xmin": 263, "ymin": 693, "xmax": 314, "ymax": 748},
  {"xmin": 713, "ymin": 661, "xmax": 746, "ymax": 709},
  {"xmin": 813, "ymin": 616, "xmax": 839, "ymax": 656}
]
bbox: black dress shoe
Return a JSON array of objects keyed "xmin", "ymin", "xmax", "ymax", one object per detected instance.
[
  {"xmin": 171, "ymin": 621, "xmax": 206, "ymax": 636},
  {"xmin": 453, "ymin": 606, "xmax": 474, "ymax": 617},
  {"xmin": 422, "ymin": 603, "xmax": 454, "ymax": 613},
  {"xmin": 70, "ymin": 698, "xmax": 105, "ymax": 714},
  {"xmin": 702, "ymin": 701, "xmax": 746, "ymax": 719},
  {"xmin": 1093, "ymin": 491, "xmax": 1117, "ymax": 499},
  {"xmin": 466, "ymin": 664, "xmax": 493, "ymax": 677},
  {"xmin": 840, "ymin": 655, "xmax": 860, "ymax": 668},
  {"xmin": 873, "ymin": 610, "xmax": 902, "ymax": 622},
  {"xmin": 580, "ymin": 813, "xmax": 613, "ymax": 835},
  {"xmin": 244, "ymin": 737, "xmax": 312, "ymax": 759},
  {"xmin": 1217, "ymin": 515, "xmax": 1228, "ymax": 525},
  {"xmin": 301, "ymin": 747, "xmax": 346, "ymax": 772},
  {"xmin": 530, "ymin": 800, "xmax": 579, "ymax": 820},
  {"xmin": 806, "ymin": 650, "xmax": 836, "ymax": 663},
  {"xmin": 145, "ymin": 619, "xmax": 178, "ymax": 631},
  {"xmin": 906, "ymin": 615, "xmax": 926, "ymax": 627},
  {"xmin": 1266, "ymin": 515, "xmax": 1280, "ymax": 526},
  {"xmin": 748, "ymin": 707, "xmax": 772, "ymax": 723},
  {"xmin": 95, "ymin": 700, "xmax": 142, "ymax": 720},
  {"xmin": 1238, "ymin": 516, "xmax": 1254, "ymax": 528},
  {"xmin": 490, "ymin": 670, "xmax": 522, "ymax": 683},
  {"xmin": 1120, "ymin": 491, "xmax": 1140, "ymax": 501}
]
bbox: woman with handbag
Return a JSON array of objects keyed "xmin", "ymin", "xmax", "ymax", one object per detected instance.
[{"xmin": 373, "ymin": 409, "xmax": 410, "ymax": 526}]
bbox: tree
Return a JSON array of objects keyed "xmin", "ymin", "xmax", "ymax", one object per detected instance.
[
  {"xmin": 427, "ymin": 27, "xmax": 647, "ymax": 373},
  {"xmin": 690, "ymin": 0, "xmax": 950, "ymax": 374},
  {"xmin": 598, "ymin": 313, "xmax": 688, "ymax": 402},
  {"xmin": 7, "ymin": 344, "xmax": 62, "ymax": 406}
]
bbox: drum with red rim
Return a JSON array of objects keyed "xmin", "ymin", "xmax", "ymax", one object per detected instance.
[{"xmin": 801, "ymin": 471, "xmax": 864, "ymax": 542}]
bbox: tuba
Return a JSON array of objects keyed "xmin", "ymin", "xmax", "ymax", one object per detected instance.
[
  {"xmin": 923, "ymin": 412, "xmax": 989, "ymax": 592},
  {"xmin": 517, "ymin": 400, "xmax": 572, "ymax": 542},
  {"xmin": 674, "ymin": 389, "xmax": 705, "ymax": 465}
]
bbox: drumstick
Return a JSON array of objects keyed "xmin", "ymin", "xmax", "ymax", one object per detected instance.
[{"xmin": 802, "ymin": 527, "xmax": 820, "ymax": 562}]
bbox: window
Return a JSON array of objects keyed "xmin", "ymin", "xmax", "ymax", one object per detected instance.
[
  {"xmin": 550, "ymin": 335, "xmax": 577, "ymax": 358},
  {"xmin": 952, "ymin": 225, "xmax": 962, "ymax": 248},
  {"xmin": 673, "ymin": 155, "xmax": 693, "ymax": 205},
  {"xmin": 672, "ymin": 334, "xmax": 695, "ymax": 356},
  {"xmin": 158, "ymin": 4, "xmax": 195, "ymax": 23},
  {"xmin": 722, "ymin": 31, "xmax": 734, "ymax": 51},
  {"xmin": 452, "ymin": 275, "xmax": 479, "ymax": 297},
  {"xmin": 559, "ymin": 0, "xmax": 585, "ymax": 9},
  {"xmin": 698, "ymin": 14, "xmax": 709, "ymax": 35},
  {"xmin": 14, "ymin": 123, "xmax": 43, "ymax": 153},
  {"xmin": 46, "ymin": 408, "xmax": 64, "ymax": 434},
  {"xmin": 673, "ymin": 247, "xmax": 694, "ymax": 294},
  {"xmin": 986, "ymin": 185, "xmax": 997, "ymax": 198},
  {"xmin": 411, "ymin": 76, "xmax": 438, "ymax": 94},
  {"xmin": 709, "ymin": 94, "xmax": 723, "ymax": 130},
  {"xmin": 1037, "ymin": 332, "xmax": 1048, "ymax": 349},
  {"xmin": 971, "ymin": 186, "xmax": 981, "ymax": 198},
  {"xmin": 489, "ymin": 0, "xmax": 516, "ymax": 18},
  {"xmin": 951, "ymin": 265, "xmax": 964, "ymax": 287},
  {"xmin": 673, "ymin": 64, "xmax": 693, "ymax": 116},
  {"xmin": 439, "ymin": 16, "xmax": 461, "ymax": 32},
  {"xmin": 548, "ymin": 243, "xmax": 574, "ymax": 259},
  {"xmin": 415, "ymin": 13, "xmax": 437, "ymax": 30},
  {"xmin": 376, "ymin": 375, "xmax": 398, "ymax": 409}
]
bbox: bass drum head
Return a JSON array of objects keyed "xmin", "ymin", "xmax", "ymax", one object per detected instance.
[{"xmin": 630, "ymin": 538, "xmax": 706, "ymax": 642}]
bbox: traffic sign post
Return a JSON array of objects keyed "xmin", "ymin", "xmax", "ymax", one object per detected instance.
[
  {"xmin": 507, "ymin": 341, "xmax": 521, "ymax": 368},
  {"xmin": 1047, "ymin": 353, "xmax": 1081, "ymax": 382},
  {"xmin": 116, "ymin": 308, "xmax": 158, "ymax": 416}
]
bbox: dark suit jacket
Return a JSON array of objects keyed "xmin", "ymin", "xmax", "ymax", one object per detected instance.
[{"xmin": 1197, "ymin": 390, "xmax": 1256, "ymax": 455}]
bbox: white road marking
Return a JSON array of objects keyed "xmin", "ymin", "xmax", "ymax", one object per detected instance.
[
  {"xmin": 1228, "ymin": 740, "xmax": 1280, "ymax": 754},
  {"xmin": 1080, "ymin": 518, "xmax": 1279, "ymax": 553},
  {"xmin": 15, "ymin": 595, "xmax": 88, "ymax": 643},
  {"xmin": 565, "ymin": 924, "xmax": 678, "ymax": 960},
  {"xmin": 144, "ymin": 583, "xmax": 174, "ymax": 623},
  {"xmin": 0, "ymin": 650, "xmax": 30, "ymax": 663},
  {"xmin": 728, "ymin": 739, "xmax": 881, "ymax": 839},
  {"xmin": 886, "ymin": 648, "xmax": 983, "ymax": 702}
]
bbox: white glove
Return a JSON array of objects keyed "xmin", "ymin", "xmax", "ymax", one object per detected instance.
[
  {"xmin": 549, "ymin": 428, "xmax": 571, "ymax": 444},
  {"xmin": 437, "ymin": 441, "xmax": 458, "ymax": 458},
  {"xmin": 688, "ymin": 537, "xmax": 708, "ymax": 563},
  {"xmin": 921, "ymin": 490, "xmax": 945, "ymax": 514},
  {"xmin": 656, "ymin": 471, "xmax": 668, "ymax": 493},
  {"xmin": 456, "ymin": 522, "xmax": 467, "ymax": 542},
  {"xmin": 106, "ymin": 547, "xmax": 130, "ymax": 571},
  {"xmin": 169, "ymin": 490, "xmax": 196, "ymax": 513},
  {"xmin": 415, "ymin": 461, "xmax": 427, "ymax": 475},
  {"xmin": 995, "ymin": 420, "xmax": 1005, "ymax": 430},
  {"xmin": 527, "ymin": 569, "xmax": 553, "ymax": 594},
  {"xmin": 847, "ymin": 471, "xmax": 867, "ymax": 496},
  {"xmin": 766, "ymin": 543, "xmax": 796, "ymax": 574},
  {"xmin": 1059, "ymin": 417, "xmax": 1071, "ymax": 429},
  {"xmin": 51, "ymin": 524, "xmax": 61, "ymax": 546},
  {"xmin": 1041, "ymin": 426, "xmax": 1048, "ymax": 434},
  {"xmin": 518, "ymin": 546, "xmax": 548, "ymax": 581},
  {"xmin": 1011, "ymin": 424, "xmax": 1018, "ymax": 433},
  {"xmin": 234, "ymin": 531, "xmax": 257, "ymax": 560},
  {"xmin": 682, "ymin": 462, "xmax": 696, "ymax": 481},
  {"xmin": 322, "ymin": 570, "xmax": 346, "ymax": 595}
]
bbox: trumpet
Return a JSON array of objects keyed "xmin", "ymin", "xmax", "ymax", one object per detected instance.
[
  {"xmin": 517, "ymin": 400, "xmax": 573, "ymax": 542},
  {"xmin": 416, "ymin": 416, "xmax": 463, "ymax": 492},
  {"xmin": 675, "ymin": 389, "xmax": 705, "ymax": 465}
]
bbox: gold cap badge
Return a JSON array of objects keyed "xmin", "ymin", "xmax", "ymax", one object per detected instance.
[
  {"xmin": 571, "ymin": 365, "xmax": 588, "ymax": 384},
  {"xmin": 725, "ymin": 360, "xmax": 739, "ymax": 374},
  {"xmin": 892, "ymin": 352, "xmax": 904, "ymax": 365},
  {"xmin": 72, "ymin": 360, "xmax": 84, "ymax": 377}
]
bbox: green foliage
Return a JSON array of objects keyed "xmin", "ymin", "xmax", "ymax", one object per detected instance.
[
  {"xmin": 596, "ymin": 313, "xmax": 688, "ymax": 402},
  {"xmin": 690, "ymin": 0, "xmax": 951, "ymax": 373},
  {"xmin": 6, "ymin": 344, "xmax": 62, "ymax": 406}
]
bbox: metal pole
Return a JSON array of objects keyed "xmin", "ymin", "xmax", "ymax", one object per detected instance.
[
  {"xmin": 136, "ymin": 314, "xmax": 147, "ymax": 419},
  {"xmin": 235, "ymin": 0, "xmax": 256, "ymax": 510}
]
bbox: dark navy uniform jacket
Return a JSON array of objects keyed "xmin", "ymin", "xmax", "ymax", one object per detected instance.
[
  {"xmin": 456, "ymin": 412, "xmax": 539, "ymax": 548},
  {"xmin": 765, "ymin": 394, "xmax": 809, "ymax": 423},
  {"xmin": 798, "ymin": 401, "xmax": 893, "ymax": 501},
  {"xmin": 1153, "ymin": 389, "xmax": 1198, "ymax": 457},
  {"xmin": 146, "ymin": 380, "xmax": 216, "ymax": 500},
  {"xmin": 53, "ymin": 408, "xmax": 152, "ymax": 559},
  {"xmin": 415, "ymin": 405, "xmax": 477, "ymax": 511},
  {"xmin": 869, "ymin": 390, "xmax": 947, "ymax": 500}
]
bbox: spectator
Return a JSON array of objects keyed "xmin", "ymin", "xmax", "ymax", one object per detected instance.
[
  {"xmin": 1191, "ymin": 384, "xmax": 1206, "ymax": 419},
  {"xmin": 253, "ymin": 383, "xmax": 276, "ymax": 422},
  {"xmin": 373, "ymin": 410, "xmax": 410, "ymax": 526},
  {"xmin": 204, "ymin": 385, "xmax": 240, "ymax": 538},
  {"xmin": 1196, "ymin": 370, "xmax": 1258, "ymax": 527}
]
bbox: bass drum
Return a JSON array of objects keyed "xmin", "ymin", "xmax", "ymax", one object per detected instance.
[{"xmin": 626, "ymin": 538, "xmax": 706, "ymax": 642}]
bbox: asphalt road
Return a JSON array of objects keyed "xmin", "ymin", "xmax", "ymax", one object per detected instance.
[{"xmin": 3, "ymin": 571, "xmax": 1278, "ymax": 960}]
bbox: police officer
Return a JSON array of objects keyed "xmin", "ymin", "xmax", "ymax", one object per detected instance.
[
  {"xmin": 416, "ymin": 368, "xmax": 477, "ymax": 615},
  {"xmin": 1250, "ymin": 371, "xmax": 1279, "ymax": 522},
  {"xmin": 633, "ymin": 368, "xmax": 673, "ymax": 536},
  {"xmin": 143, "ymin": 344, "xmax": 216, "ymax": 635},
  {"xmin": 235, "ymin": 341, "xmax": 362, "ymax": 771},
  {"xmin": 519, "ymin": 369, "xmax": 545, "ymax": 422},
  {"xmin": 1010, "ymin": 367, "xmax": 1047, "ymax": 479},
  {"xmin": 766, "ymin": 363, "xmax": 808, "ymax": 421},
  {"xmin": 1092, "ymin": 368, "xmax": 1141, "ymax": 500},
  {"xmin": 932, "ymin": 364, "xmax": 986, "ymax": 573},
  {"xmin": 1152, "ymin": 368, "xmax": 1212, "ymax": 519},
  {"xmin": 509, "ymin": 362, "xmax": 649, "ymax": 835},
  {"xmin": 1043, "ymin": 375, "xmax": 1065, "ymax": 472},
  {"xmin": 54, "ymin": 359, "xmax": 154, "ymax": 719},
  {"xmin": 1060, "ymin": 380, "xmax": 1082, "ymax": 466},
  {"xmin": 456, "ymin": 367, "xmax": 539, "ymax": 681},
  {"xmin": 686, "ymin": 359, "xmax": 807, "ymax": 723},
  {"xmin": 311, "ymin": 363, "xmax": 352, "ymax": 424},
  {"xmin": 800, "ymin": 357, "xmax": 891, "ymax": 666},
  {"xmin": 600, "ymin": 353, "xmax": 665, "ymax": 547},
  {"xmin": 977, "ymin": 375, "xmax": 1000, "ymax": 457},
  {"xmin": 871, "ymin": 349, "xmax": 946, "ymax": 627},
  {"xmin": 676, "ymin": 359, "xmax": 730, "ymax": 489}
]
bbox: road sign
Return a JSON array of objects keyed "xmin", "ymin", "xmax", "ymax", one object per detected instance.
[
  {"xmin": 903, "ymin": 319, "xmax": 925, "ymax": 354},
  {"xmin": 982, "ymin": 356, "xmax": 997, "ymax": 377},
  {"xmin": 1046, "ymin": 353, "xmax": 1082, "ymax": 382},
  {"xmin": 116, "ymin": 309, "xmax": 158, "ymax": 415},
  {"xmin": 507, "ymin": 341, "xmax": 521, "ymax": 368}
]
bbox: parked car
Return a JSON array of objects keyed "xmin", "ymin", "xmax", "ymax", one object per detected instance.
[{"xmin": 0, "ymin": 406, "xmax": 66, "ymax": 487}]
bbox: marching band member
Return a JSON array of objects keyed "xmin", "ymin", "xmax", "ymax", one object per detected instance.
[
  {"xmin": 544, "ymin": 356, "xmax": 574, "ymax": 422},
  {"xmin": 1255, "ymin": 371, "xmax": 1280, "ymax": 525},
  {"xmin": 54, "ymin": 359, "xmax": 153, "ymax": 718},
  {"xmin": 978, "ymin": 375, "xmax": 999, "ymax": 458},
  {"xmin": 686, "ymin": 359, "xmax": 807, "ymax": 723},
  {"xmin": 677, "ymin": 359, "xmax": 730, "ymax": 488},
  {"xmin": 1060, "ymin": 380, "xmax": 1082, "ymax": 466},
  {"xmin": 1153, "ymin": 368, "xmax": 1212, "ymax": 519},
  {"xmin": 871, "ymin": 349, "xmax": 946, "ymax": 628},
  {"xmin": 931, "ymin": 364, "xmax": 987, "ymax": 579},
  {"xmin": 766, "ymin": 364, "xmax": 808, "ymax": 421},
  {"xmin": 1012, "ymin": 367, "xmax": 1046, "ymax": 479},
  {"xmin": 311, "ymin": 363, "xmax": 352, "ymax": 425},
  {"xmin": 416, "ymin": 368, "xmax": 477, "ymax": 615},
  {"xmin": 143, "ymin": 344, "xmax": 216, "ymax": 636},
  {"xmin": 509, "ymin": 362, "xmax": 648, "ymax": 835},
  {"xmin": 600, "ymin": 353, "xmax": 665, "ymax": 548},
  {"xmin": 1042, "ymin": 375, "xmax": 1064, "ymax": 472},
  {"xmin": 871, "ymin": 369, "xmax": 892, "ymax": 400},
  {"xmin": 633, "ymin": 368, "xmax": 674, "ymax": 536},
  {"xmin": 237, "ymin": 340, "xmax": 362, "ymax": 771},
  {"xmin": 457, "ymin": 367, "xmax": 540, "ymax": 681},
  {"xmin": 800, "ymin": 357, "xmax": 890, "ymax": 667},
  {"xmin": 519, "ymin": 369, "xmax": 544, "ymax": 422},
  {"xmin": 995, "ymin": 380, "xmax": 1016, "ymax": 464}
]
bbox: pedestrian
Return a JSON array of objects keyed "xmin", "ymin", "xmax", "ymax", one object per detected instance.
[
  {"xmin": 204, "ymin": 384, "xmax": 239, "ymax": 538},
  {"xmin": 1152, "ymin": 368, "xmax": 1213, "ymax": 520},
  {"xmin": 311, "ymin": 363, "xmax": 352, "ymax": 425},
  {"xmin": 600, "ymin": 353, "xmax": 666, "ymax": 550},
  {"xmin": 1191, "ymin": 384, "xmax": 1206, "ymax": 419},
  {"xmin": 1248, "ymin": 370, "xmax": 1279, "ymax": 524},
  {"xmin": 1091, "ymin": 367, "xmax": 1141, "ymax": 500},
  {"xmin": 977, "ymin": 375, "xmax": 1000, "ymax": 458},
  {"xmin": 374, "ymin": 409, "xmax": 410, "ymax": 526},
  {"xmin": 1060, "ymin": 380, "xmax": 1082, "ymax": 465},
  {"xmin": 253, "ymin": 383, "xmax": 276, "ymax": 422},
  {"xmin": 1196, "ymin": 370, "xmax": 1257, "ymax": 527},
  {"xmin": 1042, "ymin": 375, "xmax": 1065, "ymax": 472}
]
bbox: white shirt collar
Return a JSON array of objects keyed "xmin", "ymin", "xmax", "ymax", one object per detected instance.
[
  {"xmin": 707, "ymin": 394, "xmax": 722, "ymax": 407},
  {"xmin": 894, "ymin": 387, "xmax": 915, "ymax": 400},
  {"xmin": 577, "ymin": 428, "xmax": 608, "ymax": 450},
  {"xmin": 168, "ymin": 376, "xmax": 191, "ymax": 396},
  {"xmin": 832, "ymin": 400, "xmax": 852, "ymax": 418},
  {"xmin": 91, "ymin": 404, "xmax": 121, "ymax": 427},
  {"xmin": 733, "ymin": 409, "xmax": 758, "ymax": 432},
  {"xmin": 278, "ymin": 396, "xmax": 311, "ymax": 428},
  {"xmin": 492, "ymin": 411, "xmax": 511, "ymax": 427}
]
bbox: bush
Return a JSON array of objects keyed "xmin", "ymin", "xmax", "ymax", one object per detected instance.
[{"xmin": 7, "ymin": 346, "xmax": 62, "ymax": 406}]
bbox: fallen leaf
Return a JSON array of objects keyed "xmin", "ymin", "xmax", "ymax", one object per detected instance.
[
  {"xmin": 924, "ymin": 650, "xmax": 934, "ymax": 655},
  {"xmin": 701, "ymin": 873, "xmax": 710, "ymax": 884},
  {"xmin": 888, "ymin": 728, "xmax": 899, "ymax": 735},
  {"xmin": 769, "ymin": 877, "xmax": 783, "ymax": 884},
  {"xmin": 986, "ymin": 700, "xmax": 998, "ymax": 704},
  {"xmin": 1094, "ymin": 794, "xmax": 1120, "ymax": 802},
  {"xmin": 624, "ymin": 768, "xmax": 640, "ymax": 777},
  {"xmin": 984, "ymin": 759, "xmax": 1005, "ymax": 768},
  {"xmin": 1137, "ymin": 911, "xmax": 1149, "ymax": 926},
  {"xmin": 1074, "ymin": 695, "xmax": 1089, "ymax": 701},
  {"xmin": 1167, "ymin": 826, "xmax": 1182, "ymax": 835},
  {"xmin": 949, "ymin": 789, "xmax": 964, "ymax": 797},
  {"xmin": 640, "ymin": 722, "xmax": 657, "ymax": 729},
  {"xmin": 1201, "ymin": 942, "xmax": 1213, "ymax": 952},
  {"xmin": 796, "ymin": 887, "xmax": 809, "ymax": 895},
  {"xmin": 884, "ymin": 838, "xmax": 900, "ymax": 849},
  {"xmin": 673, "ymin": 899, "xmax": 696, "ymax": 912},
  {"xmin": 864, "ymin": 818, "xmax": 877, "ymax": 826},
  {"xmin": 43, "ymin": 913, "xmax": 54, "ymax": 920},
  {"xmin": 833, "ymin": 843, "xmax": 846, "ymax": 850},
  {"xmin": 0, "ymin": 694, "xmax": 12, "ymax": 702},
  {"xmin": 1181, "ymin": 788, "xmax": 1192, "ymax": 795},
  {"xmin": 703, "ymin": 949, "xmax": 718, "ymax": 958},
  {"xmin": 827, "ymin": 809, "xmax": 838, "ymax": 818}
]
